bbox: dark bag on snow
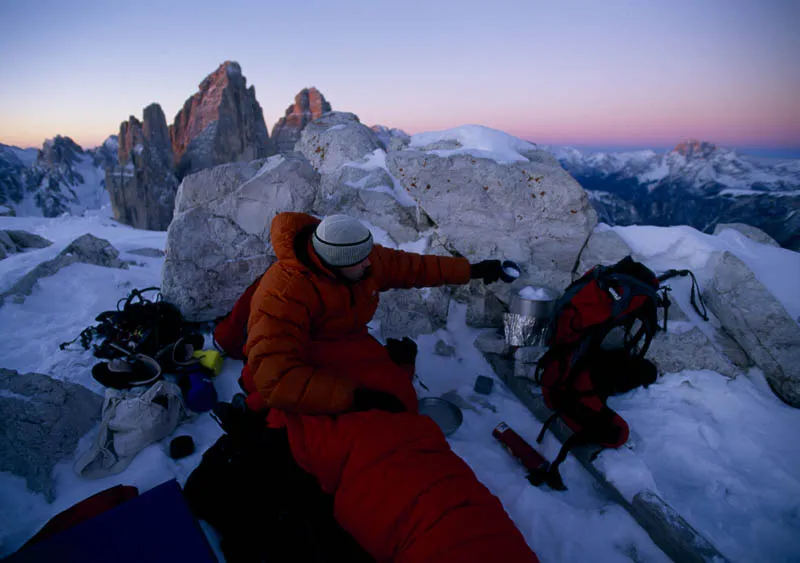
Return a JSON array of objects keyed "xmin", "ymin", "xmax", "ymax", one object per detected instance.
[
  {"xmin": 60, "ymin": 287, "xmax": 186, "ymax": 361},
  {"xmin": 534, "ymin": 257, "xmax": 670, "ymax": 482}
]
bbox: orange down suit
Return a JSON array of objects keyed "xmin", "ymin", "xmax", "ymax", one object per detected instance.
[{"xmin": 244, "ymin": 212, "xmax": 538, "ymax": 562}]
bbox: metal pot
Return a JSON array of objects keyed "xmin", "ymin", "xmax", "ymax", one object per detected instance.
[{"xmin": 504, "ymin": 287, "xmax": 559, "ymax": 347}]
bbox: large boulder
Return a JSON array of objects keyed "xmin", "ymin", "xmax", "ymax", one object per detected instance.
[
  {"xmin": 170, "ymin": 61, "xmax": 272, "ymax": 179},
  {"xmin": 703, "ymin": 251, "xmax": 800, "ymax": 407},
  {"xmin": 647, "ymin": 326, "xmax": 741, "ymax": 378},
  {"xmin": 0, "ymin": 369, "xmax": 102, "ymax": 500},
  {"xmin": 106, "ymin": 104, "xmax": 179, "ymax": 230},
  {"xmin": 295, "ymin": 112, "xmax": 383, "ymax": 174},
  {"xmin": 0, "ymin": 234, "xmax": 127, "ymax": 305},
  {"xmin": 385, "ymin": 134, "xmax": 597, "ymax": 294},
  {"xmin": 272, "ymin": 87, "xmax": 332, "ymax": 154},
  {"xmin": 162, "ymin": 154, "xmax": 318, "ymax": 321}
]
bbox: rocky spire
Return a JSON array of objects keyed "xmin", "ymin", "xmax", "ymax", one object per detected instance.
[
  {"xmin": 672, "ymin": 139, "xmax": 718, "ymax": 159},
  {"xmin": 169, "ymin": 61, "xmax": 272, "ymax": 178},
  {"xmin": 106, "ymin": 103, "xmax": 178, "ymax": 230},
  {"xmin": 271, "ymin": 87, "xmax": 332, "ymax": 153}
]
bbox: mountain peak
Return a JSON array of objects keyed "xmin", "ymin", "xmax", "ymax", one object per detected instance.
[{"xmin": 672, "ymin": 139, "xmax": 718, "ymax": 159}]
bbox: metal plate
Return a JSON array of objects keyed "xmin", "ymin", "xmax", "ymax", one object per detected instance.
[{"xmin": 418, "ymin": 397, "xmax": 463, "ymax": 436}]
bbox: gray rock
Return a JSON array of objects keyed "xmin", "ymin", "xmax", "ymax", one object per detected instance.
[
  {"xmin": 0, "ymin": 230, "xmax": 17, "ymax": 258},
  {"xmin": 704, "ymin": 251, "xmax": 800, "ymax": 407},
  {"xmin": 435, "ymin": 340, "xmax": 456, "ymax": 357},
  {"xmin": 1, "ymin": 234, "xmax": 127, "ymax": 304},
  {"xmin": 128, "ymin": 248, "xmax": 165, "ymax": 258},
  {"xmin": 371, "ymin": 125, "xmax": 411, "ymax": 152},
  {"xmin": 473, "ymin": 330, "xmax": 511, "ymax": 356},
  {"xmin": 647, "ymin": 327, "xmax": 740, "ymax": 378},
  {"xmin": 453, "ymin": 281, "xmax": 509, "ymax": 328},
  {"xmin": 374, "ymin": 287, "xmax": 451, "ymax": 340},
  {"xmin": 0, "ymin": 369, "xmax": 102, "ymax": 500},
  {"xmin": 575, "ymin": 228, "xmax": 632, "ymax": 278},
  {"xmin": 316, "ymin": 161, "xmax": 429, "ymax": 244},
  {"xmin": 713, "ymin": 223, "xmax": 781, "ymax": 247},
  {"xmin": 4, "ymin": 230, "xmax": 53, "ymax": 250},
  {"xmin": 162, "ymin": 154, "xmax": 318, "ymax": 321},
  {"xmin": 296, "ymin": 112, "xmax": 383, "ymax": 174},
  {"xmin": 173, "ymin": 160, "xmax": 265, "ymax": 215},
  {"xmin": 386, "ymin": 147, "xmax": 597, "ymax": 293},
  {"xmin": 106, "ymin": 104, "xmax": 179, "ymax": 230}
]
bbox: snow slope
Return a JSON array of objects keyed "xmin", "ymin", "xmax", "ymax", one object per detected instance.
[{"xmin": 1, "ymin": 207, "xmax": 799, "ymax": 562}]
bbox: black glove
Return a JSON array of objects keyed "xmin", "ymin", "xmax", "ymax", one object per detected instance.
[
  {"xmin": 351, "ymin": 388, "xmax": 406, "ymax": 413},
  {"xmin": 470, "ymin": 260, "xmax": 503, "ymax": 284},
  {"xmin": 385, "ymin": 337, "xmax": 418, "ymax": 366}
]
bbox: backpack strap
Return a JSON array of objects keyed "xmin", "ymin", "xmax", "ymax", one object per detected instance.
[{"xmin": 657, "ymin": 269, "xmax": 708, "ymax": 321}]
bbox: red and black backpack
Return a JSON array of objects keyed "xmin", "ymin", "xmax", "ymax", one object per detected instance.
[{"xmin": 534, "ymin": 256, "xmax": 707, "ymax": 487}]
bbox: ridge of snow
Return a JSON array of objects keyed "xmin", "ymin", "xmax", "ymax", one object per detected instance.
[{"xmin": 410, "ymin": 125, "xmax": 537, "ymax": 165}]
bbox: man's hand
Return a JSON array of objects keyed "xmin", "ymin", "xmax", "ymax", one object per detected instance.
[
  {"xmin": 385, "ymin": 337, "xmax": 418, "ymax": 366},
  {"xmin": 470, "ymin": 260, "xmax": 503, "ymax": 284},
  {"xmin": 351, "ymin": 388, "xmax": 406, "ymax": 413}
]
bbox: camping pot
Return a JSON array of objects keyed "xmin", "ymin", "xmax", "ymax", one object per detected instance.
[
  {"xmin": 503, "ymin": 288, "xmax": 559, "ymax": 347},
  {"xmin": 418, "ymin": 397, "xmax": 463, "ymax": 436}
]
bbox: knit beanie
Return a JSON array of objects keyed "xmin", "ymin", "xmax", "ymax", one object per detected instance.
[{"xmin": 312, "ymin": 215, "xmax": 374, "ymax": 267}]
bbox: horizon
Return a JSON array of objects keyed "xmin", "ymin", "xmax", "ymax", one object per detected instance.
[{"xmin": 1, "ymin": 0, "xmax": 798, "ymax": 156}]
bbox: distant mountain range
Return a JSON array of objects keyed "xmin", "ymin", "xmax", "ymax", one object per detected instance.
[
  {"xmin": 545, "ymin": 140, "xmax": 800, "ymax": 250},
  {"xmin": 0, "ymin": 136, "xmax": 116, "ymax": 217}
]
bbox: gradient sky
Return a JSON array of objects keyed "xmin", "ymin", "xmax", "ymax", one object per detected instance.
[{"xmin": 1, "ymin": 0, "xmax": 798, "ymax": 155}]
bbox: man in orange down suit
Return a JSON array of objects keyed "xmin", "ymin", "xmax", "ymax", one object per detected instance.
[{"xmin": 241, "ymin": 212, "xmax": 538, "ymax": 562}]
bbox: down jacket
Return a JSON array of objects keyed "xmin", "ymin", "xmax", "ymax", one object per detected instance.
[{"xmin": 244, "ymin": 212, "xmax": 538, "ymax": 562}]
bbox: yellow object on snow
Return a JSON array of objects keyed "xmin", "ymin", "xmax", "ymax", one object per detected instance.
[{"xmin": 192, "ymin": 349, "xmax": 224, "ymax": 376}]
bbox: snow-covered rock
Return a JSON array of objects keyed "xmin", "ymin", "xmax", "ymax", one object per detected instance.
[
  {"xmin": 0, "ymin": 137, "xmax": 110, "ymax": 219},
  {"xmin": 271, "ymin": 87, "xmax": 332, "ymax": 154},
  {"xmin": 0, "ymin": 233, "xmax": 127, "ymax": 305},
  {"xmin": 712, "ymin": 222, "xmax": 780, "ymax": 247},
  {"xmin": 387, "ymin": 126, "xmax": 597, "ymax": 292},
  {"xmin": 703, "ymin": 251, "xmax": 800, "ymax": 407},
  {"xmin": 295, "ymin": 111, "xmax": 383, "ymax": 173}
]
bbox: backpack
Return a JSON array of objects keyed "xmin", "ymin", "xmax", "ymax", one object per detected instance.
[
  {"xmin": 60, "ymin": 287, "xmax": 186, "ymax": 360},
  {"xmin": 533, "ymin": 256, "xmax": 708, "ymax": 488}
]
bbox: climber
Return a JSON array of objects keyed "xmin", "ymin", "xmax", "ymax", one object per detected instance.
[{"xmin": 238, "ymin": 212, "xmax": 537, "ymax": 562}]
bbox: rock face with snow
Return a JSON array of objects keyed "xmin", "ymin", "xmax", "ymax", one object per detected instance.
[
  {"xmin": 703, "ymin": 251, "xmax": 800, "ymax": 407},
  {"xmin": 106, "ymin": 104, "xmax": 179, "ymax": 230},
  {"xmin": 0, "ymin": 230, "xmax": 52, "ymax": 260},
  {"xmin": 296, "ymin": 112, "xmax": 383, "ymax": 173},
  {"xmin": 162, "ymin": 154, "xmax": 319, "ymax": 321},
  {"xmin": 386, "ymin": 130, "xmax": 597, "ymax": 293},
  {"xmin": 271, "ymin": 87, "xmax": 332, "ymax": 154},
  {"xmin": 0, "ymin": 137, "xmax": 109, "ymax": 218},
  {"xmin": 551, "ymin": 140, "xmax": 800, "ymax": 250},
  {"xmin": 0, "ymin": 368, "xmax": 102, "ymax": 500},
  {"xmin": 170, "ymin": 61, "xmax": 272, "ymax": 179},
  {"xmin": 712, "ymin": 223, "xmax": 780, "ymax": 247},
  {"xmin": 0, "ymin": 233, "xmax": 127, "ymax": 305}
]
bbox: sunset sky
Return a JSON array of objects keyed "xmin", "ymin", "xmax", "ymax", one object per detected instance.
[{"xmin": 0, "ymin": 0, "xmax": 798, "ymax": 156}]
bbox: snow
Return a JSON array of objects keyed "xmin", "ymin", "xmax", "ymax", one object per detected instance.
[
  {"xmin": 410, "ymin": 124, "xmax": 537, "ymax": 165},
  {"xmin": 612, "ymin": 224, "xmax": 800, "ymax": 323},
  {"xmin": 519, "ymin": 286, "xmax": 555, "ymax": 301},
  {"xmin": 1, "ymin": 209, "xmax": 799, "ymax": 561},
  {"xmin": 343, "ymin": 149, "xmax": 418, "ymax": 208},
  {"xmin": 9, "ymin": 147, "xmax": 38, "ymax": 167}
]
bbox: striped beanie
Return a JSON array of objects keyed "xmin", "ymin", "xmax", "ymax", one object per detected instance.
[{"xmin": 312, "ymin": 215, "xmax": 374, "ymax": 267}]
